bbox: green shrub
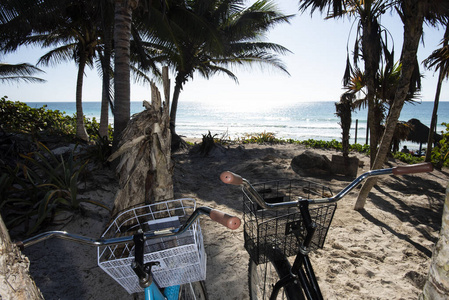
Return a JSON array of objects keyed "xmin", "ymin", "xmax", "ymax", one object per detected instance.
[
  {"xmin": 0, "ymin": 142, "xmax": 109, "ymax": 234},
  {"xmin": 431, "ymin": 122, "xmax": 449, "ymax": 168},
  {"xmin": 392, "ymin": 152, "xmax": 425, "ymax": 164},
  {"xmin": 240, "ymin": 131, "xmax": 282, "ymax": 144},
  {"xmin": 0, "ymin": 96, "xmax": 74, "ymax": 135},
  {"xmin": 0, "ymin": 97, "xmax": 113, "ymax": 141}
]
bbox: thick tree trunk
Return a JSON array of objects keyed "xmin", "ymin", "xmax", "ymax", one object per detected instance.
[
  {"xmin": 354, "ymin": 1, "xmax": 425, "ymax": 210},
  {"xmin": 0, "ymin": 215, "xmax": 43, "ymax": 300},
  {"xmin": 419, "ymin": 183, "xmax": 449, "ymax": 299},
  {"xmin": 110, "ymin": 81, "xmax": 173, "ymax": 215},
  {"xmin": 75, "ymin": 55, "xmax": 89, "ymax": 141},
  {"xmin": 113, "ymin": 0, "xmax": 138, "ymax": 148}
]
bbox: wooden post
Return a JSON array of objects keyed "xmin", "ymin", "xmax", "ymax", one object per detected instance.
[{"xmin": 365, "ymin": 116, "xmax": 369, "ymax": 145}]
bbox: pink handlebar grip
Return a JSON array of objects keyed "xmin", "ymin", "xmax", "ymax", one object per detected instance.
[
  {"xmin": 392, "ymin": 162, "xmax": 433, "ymax": 175},
  {"xmin": 210, "ymin": 210, "xmax": 241, "ymax": 230},
  {"xmin": 220, "ymin": 171, "xmax": 243, "ymax": 185}
]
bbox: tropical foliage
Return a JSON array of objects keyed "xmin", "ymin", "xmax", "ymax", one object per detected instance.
[
  {"xmin": 431, "ymin": 122, "xmax": 449, "ymax": 168},
  {"xmin": 0, "ymin": 141, "xmax": 109, "ymax": 235},
  {"xmin": 423, "ymin": 22, "xmax": 449, "ymax": 162},
  {"xmin": 136, "ymin": 0, "xmax": 293, "ymax": 149},
  {"xmin": 0, "ymin": 63, "xmax": 45, "ymax": 83},
  {"xmin": 0, "ymin": 97, "xmax": 113, "ymax": 141}
]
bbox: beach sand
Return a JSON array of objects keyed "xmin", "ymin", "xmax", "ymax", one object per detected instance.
[{"xmin": 20, "ymin": 141, "xmax": 448, "ymax": 299}]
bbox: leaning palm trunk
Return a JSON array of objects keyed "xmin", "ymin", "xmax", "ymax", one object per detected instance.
[
  {"xmin": 425, "ymin": 68, "xmax": 444, "ymax": 162},
  {"xmin": 354, "ymin": 0, "xmax": 425, "ymax": 210},
  {"xmin": 419, "ymin": 183, "xmax": 449, "ymax": 299},
  {"xmin": 169, "ymin": 74, "xmax": 189, "ymax": 151},
  {"xmin": 110, "ymin": 81, "xmax": 173, "ymax": 215},
  {"xmin": 75, "ymin": 55, "xmax": 89, "ymax": 141},
  {"xmin": 0, "ymin": 215, "xmax": 44, "ymax": 299}
]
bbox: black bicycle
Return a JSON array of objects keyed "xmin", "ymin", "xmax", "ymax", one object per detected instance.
[{"xmin": 220, "ymin": 162, "xmax": 433, "ymax": 300}]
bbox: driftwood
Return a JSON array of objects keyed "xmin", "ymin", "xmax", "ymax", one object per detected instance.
[{"xmin": 110, "ymin": 75, "xmax": 173, "ymax": 215}]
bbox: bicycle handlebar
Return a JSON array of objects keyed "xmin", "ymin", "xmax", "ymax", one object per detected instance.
[
  {"xmin": 392, "ymin": 162, "xmax": 433, "ymax": 175},
  {"xmin": 220, "ymin": 162, "xmax": 433, "ymax": 207},
  {"xmin": 17, "ymin": 206, "xmax": 240, "ymax": 249}
]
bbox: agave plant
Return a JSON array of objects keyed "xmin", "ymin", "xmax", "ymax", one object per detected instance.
[{"xmin": 1, "ymin": 142, "xmax": 109, "ymax": 234}]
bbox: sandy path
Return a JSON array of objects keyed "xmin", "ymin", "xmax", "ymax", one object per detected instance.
[{"xmin": 19, "ymin": 143, "xmax": 448, "ymax": 299}]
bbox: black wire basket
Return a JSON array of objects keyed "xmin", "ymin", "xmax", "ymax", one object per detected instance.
[{"xmin": 242, "ymin": 179, "xmax": 336, "ymax": 264}]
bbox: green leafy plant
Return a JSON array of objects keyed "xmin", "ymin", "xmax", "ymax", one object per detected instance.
[
  {"xmin": 431, "ymin": 122, "xmax": 449, "ymax": 168},
  {"xmin": 82, "ymin": 130, "xmax": 113, "ymax": 165},
  {"xmin": 392, "ymin": 152, "xmax": 425, "ymax": 164},
  {"xmin": 0, "ymin": 97, "xmax": 113, "ymax": 142},
  {"xmin": 240, "ymin": 131, "xmax": 281, "ymax": 144},
  {"xmin": 1, "ymin": 142, "xmax": 109, "ymax": 234},
  {"xmin": 0, "ymin": 96, "xmax": 74, "ymax": 135},
  {"xmin": 199, "ymin": 131, "xmax": 219, "ymax": 155}
]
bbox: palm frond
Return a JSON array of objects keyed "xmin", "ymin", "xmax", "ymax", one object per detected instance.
[{"xmin": 0, "ymin": 62, "xmax": 46, "ymax": 83}]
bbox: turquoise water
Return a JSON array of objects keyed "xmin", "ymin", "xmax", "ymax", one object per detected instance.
[{"xmin": 26, "ymin": 100, "xmax": 448, "ymax": 150}]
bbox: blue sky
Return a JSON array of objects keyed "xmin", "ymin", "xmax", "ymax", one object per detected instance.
[{"xmin": 1, "ymin": 1, "xmax": 448, "ymax": 106}]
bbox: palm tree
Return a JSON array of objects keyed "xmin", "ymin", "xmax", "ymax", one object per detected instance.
[
  {"xmin": 0, "ymin": 62, "xmax": 45, "ymax": 83},
  {"xmin": 33, "ymin": 2, "xmax": 103, "ymax": 141},
  {"xmin": 355, "ymin": 0, "xmax": 449, "ymax": 210},
  {"xmin": 97, "ymin": 0, "xmax": 115, "ymax": 139},
  {"xmin": 1, "ymin": 0, "xmax": 104, "ymax": 141},
  {"xmin": 423, "ymin": 22, "xmax": 449, "ymax": 162},
  {"xmin": 141, "ymin": 0, "xmax": 291, "ymax": 148},
  {"xmin": 112, "ymin": 0, "xmax": 139, "ymax": 147},
  {"xmin": 298, "ymin": 0, "xmax": 447, "ymax": 209},
  {"xmin": 300, "ymin": 0, "xmax": 395, "ymax": 167},
  {"xmin": 345, "ymin": 62, "xmax": 420, "ymax": 151}
]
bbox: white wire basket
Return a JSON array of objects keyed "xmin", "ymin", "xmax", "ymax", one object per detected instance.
[{"xmin": 97, "ymin": 198, "xmax": 206, "ymax": 294}]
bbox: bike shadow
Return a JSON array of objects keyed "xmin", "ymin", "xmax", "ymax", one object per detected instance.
[{"xmin": 357, "ymin": 173, "xmax": 445, "ymax": 258}]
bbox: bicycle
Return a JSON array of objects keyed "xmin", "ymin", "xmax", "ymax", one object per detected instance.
[
  {"xmin": 17, "ymin": 198, "xmax": 241, "ymax": 300},
  {"xmin": 220, "ymin": 162, "xmax": 433, "ymax": 300}
]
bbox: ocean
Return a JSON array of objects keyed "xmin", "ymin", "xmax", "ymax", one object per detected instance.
[{"xmin": 26, "ymin": 100, "xmax": 448, "ymax": 151}]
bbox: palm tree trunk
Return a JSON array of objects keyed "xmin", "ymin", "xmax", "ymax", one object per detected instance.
[
  {"xmin": 99, "ymin": 37, "xmax": 112, "ymax": 139},
  {"xmin": 112, "ymin": 83, "xmax": 173, "ymax": 214},
  {"xmin": 361, "ymin": 17, "xmax": 381, "ymax": 168},
  {"xmin": 354, "ymin": 0, "xmax": 425, "ymax": 210},
  {"xmin": 425, "ymin": 67, "xmax": 444, "ymax": 162},
  {"xmin": 0, "ymin": 215, "xmax": 44, "ymax": 299},
  {"xmin": 99, "ymin": 0, "xmax": 114, "ymax": 139},
  {"xmin": 419, "ymin": 182, "xmax": 449, "ymax": 299},
  {"xmin": 113, "ymin": 0, "xmax": 138, "ymax": 148},
  {"xmin": 76, "ymin": 54, "xmax": 89, "ymax": 141},
  {"xmin": 99, "ymin": 63, "xmax": 111, "ymax": 139},
  {"xmin": 169, "ymin": 76, "xmax": 184, "ymax": 135}
]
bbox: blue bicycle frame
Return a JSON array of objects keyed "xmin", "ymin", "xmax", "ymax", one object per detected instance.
[{"xmin": 145, "ymin": 284, "xmax": 179, "ymax": 300}]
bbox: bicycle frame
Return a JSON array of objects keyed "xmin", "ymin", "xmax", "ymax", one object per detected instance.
[
  {"xmin": 221, "ymin": 162, "xmax": 433, "ymax": 300},
  {"xmin": 145, "ymin": 284, "xmax": 180, "ymax": 300},
  {"xmin": 18, "ymin": 204, "xmax": 240, "ymax": 300},
  {"xmin": 270, "ymin": 201, "xmax": 324, "ymax": 300}
]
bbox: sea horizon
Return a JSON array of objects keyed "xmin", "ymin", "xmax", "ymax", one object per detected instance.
[{"xmin": 25, "ymin": 100, "xmax": 449, "ymax": 151}]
